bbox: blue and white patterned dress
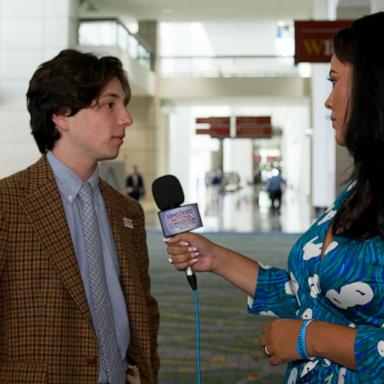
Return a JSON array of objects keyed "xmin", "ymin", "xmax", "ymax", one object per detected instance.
[{"xmin": 248, "ymin": 182, "xmax": 384, "ymax": 383}]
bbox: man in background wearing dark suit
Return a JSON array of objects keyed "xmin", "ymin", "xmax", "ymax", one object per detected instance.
[{"xmin": 126, "ymin": 165, "xmax": 145, "ymax": 201}]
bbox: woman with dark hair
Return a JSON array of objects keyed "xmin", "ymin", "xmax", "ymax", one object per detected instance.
[{"xmin": 166, "ymin": 12, "xmax": 384, "ymax": 383}]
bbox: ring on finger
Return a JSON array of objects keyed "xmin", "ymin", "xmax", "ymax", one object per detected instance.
[
  {"xmin": 168, "ymin": 257, "xmax": 173, "ymax": 264},
  {"xmin": 264, "ymin": 345, "xmax": 271, "ymax": 357}
]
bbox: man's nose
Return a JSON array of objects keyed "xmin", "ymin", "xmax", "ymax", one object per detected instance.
[{"xmin": 121, "ymin": 109, "xmax": 133, "ymax": 127}]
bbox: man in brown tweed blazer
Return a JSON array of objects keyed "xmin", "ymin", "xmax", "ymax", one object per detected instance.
[{"xmin": 0, "ymin": 50, "xmax": 159, "ymax": 383}]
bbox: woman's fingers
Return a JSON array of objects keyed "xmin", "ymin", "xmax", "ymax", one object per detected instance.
[
  {"xmin": 167, "ymin": 244, "xmax": 197, "ymax": 257},
  {"xmin": 168, "ymin": 256, "xmax": 197, "ymax": 270},
  {"xmin": 164, "ymin": 233, "xmax": 214, "ymax": 273},
  {"xmin": 165, "ymin": 237, "xmax": 199, "ymax": 270},
  {"xmin": 259, "ymin": 334, "xmax": 267, "ymax": 347},
  {"xmin": 168, "ymin": 250, "xmax": 199, "ymax": 269},
  {"xmin": 163, "ymin": 234, "xmax": 191, "ymax": 245}
]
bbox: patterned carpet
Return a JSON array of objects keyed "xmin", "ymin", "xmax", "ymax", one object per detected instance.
[{"xmin": 147, "ymin": 230, "xmax": 300, "ymax": 383}]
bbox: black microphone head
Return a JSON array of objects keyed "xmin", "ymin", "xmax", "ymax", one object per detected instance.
[{"xmin": 152, "ymin": 174, "xmax": 185, "ymax": 211}]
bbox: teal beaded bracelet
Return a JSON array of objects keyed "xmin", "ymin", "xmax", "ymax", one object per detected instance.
[{"xmin": 296, "ymin": 319, "xmax": 314, "ymax": 360}]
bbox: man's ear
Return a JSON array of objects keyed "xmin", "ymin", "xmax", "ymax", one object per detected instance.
[{"xmin": 52, "ymin": 110, "xmax": 71, "ymax": 131}]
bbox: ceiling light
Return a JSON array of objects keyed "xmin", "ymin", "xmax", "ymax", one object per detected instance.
[{"xmin": 127, "ymin": 21, "xmax": 139, "ymax": 34}]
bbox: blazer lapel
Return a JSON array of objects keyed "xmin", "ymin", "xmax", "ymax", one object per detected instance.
[{"xmin": 20, "ymin": 157, "xmax": 91, "ymax": 320}]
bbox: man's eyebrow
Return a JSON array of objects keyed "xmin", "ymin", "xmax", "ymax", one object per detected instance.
[
  {"xmin": 98, "ymin": 92, "xmax": 129, "ymax": 106},
  {"xmin": 99, "ymin": 92, "xmax": 120, "ymax": 99}
]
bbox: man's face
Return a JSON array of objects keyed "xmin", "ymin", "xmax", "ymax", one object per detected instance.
[
  {"xmin": 324, "ymin": 54, "xmax": 353, "ymax": 146},
  {"xmin": 56, "ymin": 77, "xmax": 132, "ymax": 166}
]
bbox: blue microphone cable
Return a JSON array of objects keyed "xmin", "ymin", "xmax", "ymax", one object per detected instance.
[
  {"xmin": 193, "ymin": 288, "xmax": 201, "ymax": 384},
  {"xmin": 186, "ymin": 268, "xmax": 201, "ymax": 383}
]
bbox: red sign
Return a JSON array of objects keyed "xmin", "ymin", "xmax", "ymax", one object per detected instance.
[
  {"xmin": 294, "ymin": 20, "xmax": 353, "ymax": 64},
  {"xmin": 195, "ymin": 117, "xmax": 230, "ymax": 138},
  {"xmin": 236, "ymin": 116, "xmax": 272, "ymax": 138},
  {"xmin": 196, "ymin": 116, "xmax": 272, "ymax": 138}
]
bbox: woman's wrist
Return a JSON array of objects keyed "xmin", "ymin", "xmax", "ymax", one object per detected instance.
[
  {"xmin": 305, "ymin": 320, "xmax": 322, "ymax": 357},
  {"xmin": 211, "ymin": 245, "xmax": 241, "ymax": 276},
  {"xmin": 210, "ymin": 244, "xmax": 228, "ymax": 275},
  {"xmin": 304, "ymin": 320, "xmax": 357, "ymax": 369},
  {"xmin": 296, "ymin": 319, "xmax": 315, "ymax": 360}
]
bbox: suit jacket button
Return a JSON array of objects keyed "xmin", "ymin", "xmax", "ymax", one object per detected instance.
[{"xmin": 86, "ymin": 355, "xmax": 97, "ymax": 365}]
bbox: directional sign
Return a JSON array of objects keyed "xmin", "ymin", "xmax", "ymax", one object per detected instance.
[
  {"xmin": 236, "ymin": 116, "xmax": 272, "ymax": 138},
  {"xmin": 196, "ymin": 116, "xmax": 272, "ymax": 138},
  {"xmin": 195, "ymin": 117, "xmax": 231, "ymax": 138}
]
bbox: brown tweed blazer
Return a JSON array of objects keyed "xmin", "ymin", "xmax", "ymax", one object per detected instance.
[{"xmin": 0, "ymin": 157, "xmax": 159, "ymax": 383}]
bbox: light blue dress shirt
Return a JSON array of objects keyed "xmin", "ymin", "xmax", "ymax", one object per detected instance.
[{"xmin": 47, "ymin": 152, "xmax": 129, "ymax": 383}]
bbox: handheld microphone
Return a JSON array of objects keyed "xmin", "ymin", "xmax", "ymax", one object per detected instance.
[{"xmin": 152, "ymin": 175, "xmax": 203, "ymax": 290}]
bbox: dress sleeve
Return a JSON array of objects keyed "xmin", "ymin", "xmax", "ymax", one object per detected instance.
[
  {"xmin": 247, "ymin": 265, "xmax": 299, "ymax": 318},
  {"xmin": 354, "ymin": 325, "xmax": 384, "ymax": 381}
]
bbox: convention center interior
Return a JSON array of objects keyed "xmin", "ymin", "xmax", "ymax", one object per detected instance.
[{"xmin": 0, "ymin": 0, "xmax": 381, "ymax": 382}]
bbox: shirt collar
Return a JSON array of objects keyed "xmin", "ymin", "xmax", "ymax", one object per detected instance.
[{"xmin": 47, "ymin": 151, "xmax": 100, "ymax": 203}]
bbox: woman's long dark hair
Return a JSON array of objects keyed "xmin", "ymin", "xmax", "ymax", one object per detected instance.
[{"xmin": 332, "ymin": 12, "xmax": 384, "ymax": 239}]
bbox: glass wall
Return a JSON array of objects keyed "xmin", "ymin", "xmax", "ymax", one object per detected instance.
[{"xmin": 158, "ymin": 21, "xmax": 311, "ymax": 78}]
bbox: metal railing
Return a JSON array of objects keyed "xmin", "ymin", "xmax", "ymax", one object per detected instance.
[
  {"xmin": 78, "ymin": 18, "xmax": 153, "ymax": 70},
  {"xmin": 158, "ymin": 55, "xmax": 308, "ymax": 78}
]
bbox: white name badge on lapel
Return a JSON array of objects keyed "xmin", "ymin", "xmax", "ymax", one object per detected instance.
[{"xmin": 123, "ymin": 217, "xmax": 134, "ymax": 229}]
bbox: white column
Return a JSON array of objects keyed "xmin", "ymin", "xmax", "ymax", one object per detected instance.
[
  {"xmin": 0, "ymin": 0, "xmax": 78, "ymax": 178},
  {"xmin": 169, "ymin": 106, "xmax": 192, "ymax": 198},
  {"xmin": 311, "ymin": 0, "xmax": 339, "ymax": 210}
]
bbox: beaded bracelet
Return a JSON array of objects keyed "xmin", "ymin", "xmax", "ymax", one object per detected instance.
[{"xmin": 296, "ymin": 319, "xmax": 314, "ymax": 360}]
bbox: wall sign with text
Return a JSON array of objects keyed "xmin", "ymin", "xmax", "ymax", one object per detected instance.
[{"xmin": 294, "ymin": 20, "xmax": 353, "ymax": 64}]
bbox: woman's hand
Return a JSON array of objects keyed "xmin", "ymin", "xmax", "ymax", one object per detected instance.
[
  {"xmin": 259, "ymin": 319, "xmax": 302, "ymax": 365},
  {"xmin": 166, "ymin": 233, "xmax": 259, "ymax": 296},
  {"xmin": 165, "ymin": 233, "xmax": 218, "ymax": 273},
  {"xmin": 259, "ymin": 319, "xmax": 357, "ymax": 369}
]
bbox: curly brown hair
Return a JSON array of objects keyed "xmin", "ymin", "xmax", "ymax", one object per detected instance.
[{"xmin": 27, "ymin": 49, "xmax": 131, "ymax": 154}]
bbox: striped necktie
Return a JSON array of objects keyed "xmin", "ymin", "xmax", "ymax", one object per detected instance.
[{"xmin": 79, "ymin": 183, "xmax": 126, "ymax": 384}]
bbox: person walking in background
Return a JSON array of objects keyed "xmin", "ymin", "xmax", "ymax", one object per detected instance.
[
  {"xmin": 126, "ymin": 165, "xmax": 145, "ymax": 201},
  {"xmin": 266, "ymin": 168, "xmax": 285, "ymax": 214},
  {"xmin": 165, "ymin": 12, "xmax": 384, "ymax": 383},
  {"xmin": 211, "ymin": 167, "xmax": 225, "ymax": 193},
  {"xmin": 0, "ymin": 49, "xmax": 159, "ymax": 383}
]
